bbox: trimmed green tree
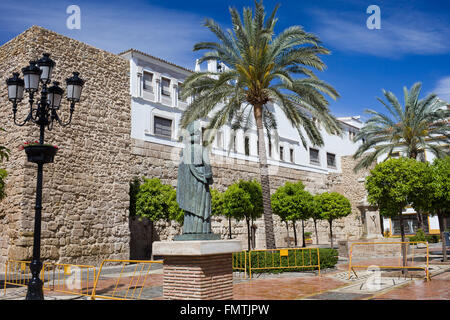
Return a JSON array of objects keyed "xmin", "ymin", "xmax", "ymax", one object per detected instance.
[
  {"xmin": 237, "ymin": 180, "xmax": 264, "ymax": 249},
  {"xmin": 365, "ymin": 157, "xmax": 431, "ymax": 272},
  {"xmin": 271, "ymin": 181, "xmax": 313, "ymax": 247},
  {"xmin": 211, "ymin": 188, "xmax": 232, "ymax": 238},
  {"xmin": 135, "ymin": 178, "xmax": 184, "ymax": 225},
  {"xmin": 310, "ymin": 195, "xmax": 323, "ymax": 245},
  {"xmin": 315, "ymin": 192, "xmax": 351, "ymax": 249},
  {"xmin": 223, "ymin": 183, "xmax": 253, "ymax": 250},
  {"xmin": 413, "ymin": 157, "xmax": 450, "ymax": 261}
]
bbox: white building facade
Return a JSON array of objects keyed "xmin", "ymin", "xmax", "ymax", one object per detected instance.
[{"xmin": 120, "ymin": 49, "xmax": 364, "ymax": 177}]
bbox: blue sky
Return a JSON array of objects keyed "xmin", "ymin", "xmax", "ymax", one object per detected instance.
[{"xmin": 1, "ymin": 0, "xmax": 450, "ymax": 120}]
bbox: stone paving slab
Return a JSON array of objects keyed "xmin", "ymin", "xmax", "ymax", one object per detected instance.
[{"xmin": 304, "ymin": 291, "xmax": 374, "ymax": 300}]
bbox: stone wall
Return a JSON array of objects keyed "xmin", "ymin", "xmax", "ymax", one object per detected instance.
[
  {"xmin": 130, "ymin": 138, "xmax": 369, "ymax": 250},
  {"xmin": 0, "ymin": 26, "xmax": 132, "ymax": 269}
]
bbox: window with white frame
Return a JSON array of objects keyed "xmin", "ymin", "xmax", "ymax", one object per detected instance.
[
  {"xmin": 153, "ymin": 116, "xmax": 172, "ymax": 139},
  {"xmin": 161, "ymin": 77, "xmax": 171, "ymax": 97},
  {"xmin": 216, "ymin": 130, "xmax": 223, "ymax": 149},
  {"xmin": 143, "ymin": 72, "xmax": 153, "ymax": 93},
  {"xmin": 177, "ymin": 82, "xmax": 185, "ymax": 101},
  {"xmin": 268, "ymin": 139, "xmax": 272, "ymax": 158},
  {"xmin": 279, "ymin": 146, "xmax": 284, "ymax": 161},
  {"xmin": 326, "ymin": 152, "xmax": 336, "ymax": 168},
  {"xmin": 290, "ymin": 148, "xmax": 294, "ymax": 163},
  {"xmin": 310, "ymin": 148, "xmax": 320, "ymax": 165},
  {"xmin": 244, "ymin": 136, "xmax": 250, "ymax": 156}
]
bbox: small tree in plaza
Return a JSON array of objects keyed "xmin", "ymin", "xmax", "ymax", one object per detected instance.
[
  {"xmin": 365, "ymin": 157, "xmax": 431, "ymax": 271},
  {"xmin": 413, "ymin": 157, "xmax": 450, "ymax": 261},
  {"xmin": 310, "ymin": 195, "xmax": 323, "ymax": 245},
  {"xmin": 135, "ymin": 178, "xmax": 184, "ymax": 225},
  {"xmin": 223, "ymin": 183, "xmax": 253, "ymax": 250},
  {"xmin": 271, "ymin": 181, "xmax": 313, "ymax": 247},
  {"xmin": 211, "ymin": 188, "xmax": 233, "ymax": 238},
  {"xmin": 315, "ymin": 192, "xmax": 351, "ymax": 249}
]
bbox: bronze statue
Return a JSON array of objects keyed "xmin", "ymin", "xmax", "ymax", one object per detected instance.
[{"xmin": 175, "ymin": 121, "xmax": 220, "ymax": 241}]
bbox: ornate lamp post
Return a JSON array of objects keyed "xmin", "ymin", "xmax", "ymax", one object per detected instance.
[{"xmin": 5, "ymin": 53, "xmax": 84, "ymax": 300}]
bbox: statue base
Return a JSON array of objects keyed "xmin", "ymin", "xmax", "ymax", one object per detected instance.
[
  {"xmin": 152, "ymin": 240, "xmax": 242, "ymax": 300},
  {"xmin": 174, "ymin": 233, "xmax": 221, "ymax": 241}
]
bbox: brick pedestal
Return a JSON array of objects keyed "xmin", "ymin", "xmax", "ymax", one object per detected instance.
[{"xmin": 153, "ymin": 240, "xmax": 242, "ymax": 300}]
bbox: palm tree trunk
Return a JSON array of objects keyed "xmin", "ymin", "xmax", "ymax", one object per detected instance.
[
  {"xmin": 254, "ymin": 105, "xmax": 276, "ymax": 249},
  {"xmin": 437, "ymin": 210, "xmax": 447, "ymax": 262}
]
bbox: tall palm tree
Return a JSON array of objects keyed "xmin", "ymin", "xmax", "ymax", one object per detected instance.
[
  {"xmin": 180, "ymin": 0, "xmax": 341, "ymax": 248},
  {"xmin": 353, "ymin": 82, "xmax": 449, "ymax": 230},
  {"xmin": 354, "ymin": 82, "xmax": 449, "ymax": 171}
]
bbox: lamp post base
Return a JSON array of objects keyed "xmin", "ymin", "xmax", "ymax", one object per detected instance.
[{"xmin": 25, "ymin": 260, "xmax": 44, "ymax": 300}]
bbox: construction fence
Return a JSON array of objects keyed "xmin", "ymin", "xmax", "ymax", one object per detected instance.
[
  {"xmin": 348, "ymin": 241, "xmax": 430, "ymax": 281},
  {"xmin": 3, "ymin": 259, "xmax": 163, "ymax": 300}
]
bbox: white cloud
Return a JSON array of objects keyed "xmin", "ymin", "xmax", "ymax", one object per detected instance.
[
  {"xmin": 434, "ymin": 77, "xmax": 450, "ymax": 103},
  {"xmin": 310, "ymin": 9, "xmax": 450, "ymax": 58}
]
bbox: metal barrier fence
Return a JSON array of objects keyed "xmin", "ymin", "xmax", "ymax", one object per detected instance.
[
  {"xmin": 232, "ymin": 250, "xmax": 247, "ymax": 278},
  {"xmin": 90, "ymin": 259, "xmax": 163, "ymax": 300},
  {"xmin": 4, "ymin": 260, "xmax": 97, "ymax": 297},
  {"xmin": 348, "ymin": 241, "xmax": 430, "ymax": 281},
  {"xmin": 233, "ymin": 248, "xmax": 321, "ymax": 279},
  {"xmin": 43, "ymin": 263, "xmax": 97, "ymax": 296},
  {"xmin": 4, "ymin": 260, "xmax": 45, "ymax": 295}
]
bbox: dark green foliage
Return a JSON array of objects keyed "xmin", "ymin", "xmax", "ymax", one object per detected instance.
[
  {"xmin": 271, "ymin": 181, "xmax": 312, "ymax": 222},
  {"xmin": 135, "ymin": 178, "xmax": 184, "ymax": 224},
  {"xmin": 365, "ymin": 158, "xmax": 431, "ymax": 218},
  {"xmin": 408, "ymin": 229, "xmax": 440, "ymax": 244},
  {"xmin": 129, "ymin": 177, "xmax": 141, "ymax": 217},
  {"xmin": 210, "ymin": 188, "xmax": 225, "ymax": 217},
  {"xmin": 0, "ymin": 169, "xmax": 6, "ymax": 201},
  {"xmin": 232, "ymin": 248, "xmax": 338, "ymax": 274}
]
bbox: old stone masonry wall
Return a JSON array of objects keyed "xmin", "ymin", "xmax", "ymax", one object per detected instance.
[
  {"xmin": 0, "ymin": 26, "xmax": 132, "ymax": 269},
  {"xmin": 131, "ymin": 138, "xmax": 368, "ymax": 250}
]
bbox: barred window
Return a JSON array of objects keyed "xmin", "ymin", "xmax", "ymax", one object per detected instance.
[
  {"xmin": 154, "ymin": 116, "xmax": 172, "ymax": 139},
  {"xmin": 310, "ymin": 148, "xmax": 320, "ymax": 165},
  {"xmin": 327, "ymin": 152, "xmax": 336, "ymax": 168},
  {"xmin": 143, "ymin": 72, "xmax": 153, "ymax": 93},
  {"xmin": 245, "ymin": 137, "xmax": 250, "ymax": 156},
  {"xmin": 161, "ymin": 77, "xmax": 171, "ymax": 97}
]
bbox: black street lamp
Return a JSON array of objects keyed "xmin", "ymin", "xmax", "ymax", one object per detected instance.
[{"xmin": 5, "ymin": 53, "xmax": 84, "ymax": 300}]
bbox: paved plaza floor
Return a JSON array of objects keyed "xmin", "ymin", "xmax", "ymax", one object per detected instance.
[{"xmin": 1, "ymin": 246, "xmax": 449, "ymax": 301}]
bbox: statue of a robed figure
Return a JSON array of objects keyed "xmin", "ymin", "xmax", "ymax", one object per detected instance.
[{"xmin": 175, "ymin": 121, "xmax": 220, "ymax": 241}]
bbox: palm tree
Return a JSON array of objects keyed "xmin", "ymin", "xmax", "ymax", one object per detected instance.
[
  {"xmin": 354, "ymin": 82, "xmax": 449, "ymax": 172},
  {"xmin": 180, "ymin": 0, "xmax": 341, "ymax": 248},
  {"xmin": 353, "ymin": 82, "xmax": 449, "ymax": 229}
]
